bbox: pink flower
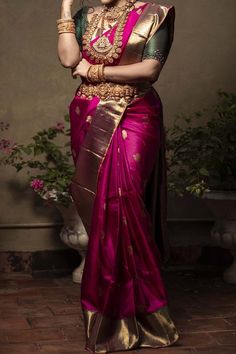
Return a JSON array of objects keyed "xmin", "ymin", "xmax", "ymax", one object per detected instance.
[
  {"xmin": 30, "ymin": 178, "xmax": 44, "ymax": 191},
  {"xmin": 0, "ymin": 140, "xmax": 17, "ymax": 154},
  {"xmin": 51, "ymin": 122, "xmax": 65, "ymax": 132},
  {"xmin": 4, "ymin": 147, "xmax": 14, "ymax": 154},
  {"xmin": 56, "ymin": 122, "xmax": 65, "ymax": 130},
  {"xmin": 0, "ymin": 139, "xmax": 11, "ymax": 150}
]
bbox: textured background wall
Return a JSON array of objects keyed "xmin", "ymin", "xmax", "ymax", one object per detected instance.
[{"xmin": 0, "ymin": 0, "xmax": 236, "ymax": 252}]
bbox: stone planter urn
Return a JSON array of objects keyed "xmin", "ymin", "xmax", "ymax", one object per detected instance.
[
  {"xmin": 203, "ymin": 191, "xmax": 236, "ymax": 284},
  {"xmin": 56, "ymin": 202, "xmax": 89, "ymax": 283}
]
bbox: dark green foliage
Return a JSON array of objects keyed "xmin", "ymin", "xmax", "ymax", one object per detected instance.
[{"xmin": 167, "ymin": 91, "xmax": 236, "ymax": 197}]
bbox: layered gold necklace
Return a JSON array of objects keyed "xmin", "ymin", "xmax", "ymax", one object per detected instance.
[{"xmin": 82, "ymin": 0, "xmax": 136, "ymax": 64}]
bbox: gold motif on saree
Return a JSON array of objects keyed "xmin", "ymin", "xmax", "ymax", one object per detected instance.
[
  {"xmin": 133, "ymin": 153, "xmax": 141, "ymax": 162},
  {"xmin": 122, "ymin": 129, "xmax": 128, "ymax": 139},
  {"xmin": 86, "ymin": 115, "xmax": 92, "ymax": 123},
  {"xmin": 123, "ymin": 216, "xmax": 127, "ymax": 225},
  {"xmin": 75, "ymin": 106, "xmax": 80, "ymax": 115}
]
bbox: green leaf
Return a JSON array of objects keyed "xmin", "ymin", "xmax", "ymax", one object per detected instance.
[
  {"xmin": 34, "ymin": 146, "xmax": 43, "ymax": 155},
  {"xmin": 22, "ymin": 146, "xmax": 33, "ymax": 155},
  {"xmin": 64, "ymin": 114, "xmax": 70, "ymax": 122}
]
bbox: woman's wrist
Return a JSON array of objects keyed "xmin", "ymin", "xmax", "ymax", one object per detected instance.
[{"xmin": 61, "ymin": 4, "xmax": 72, "ymax": 19}]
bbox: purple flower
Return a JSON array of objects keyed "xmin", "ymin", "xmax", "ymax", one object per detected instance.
[{"xmin": 30, "ymin": 178, "xmax": 44, "ymax": 191}]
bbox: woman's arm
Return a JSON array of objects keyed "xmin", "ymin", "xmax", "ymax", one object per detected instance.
[
  {"xmin": 72, "ymin": 15, "xmax": 171, "ymax": 83},
  {"xmin": 57, "ymin": 0, "xmax": 81, "ymax": 68},
  {"xmin": 104, "ymin": 59, "xmax": 162, "ymax": 83},
  {"xmin": 72, "ymin": 58, "xmax": 162, "ymax": 83},
  {"xmin": 104, "ymin": 19, "xmax": 170, "ymax": 84}
]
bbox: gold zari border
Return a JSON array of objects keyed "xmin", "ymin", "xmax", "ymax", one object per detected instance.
[{"xmin": 83, "ymin": 305, "xmax": 179, "ymax": 353}]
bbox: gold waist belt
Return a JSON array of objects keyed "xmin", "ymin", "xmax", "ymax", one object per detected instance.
[{"xmin": 76, "ymin": 81, "xmax": 146, "ymax": 103}]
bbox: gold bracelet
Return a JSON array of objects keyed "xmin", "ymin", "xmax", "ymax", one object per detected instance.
[
  {"xmin": 57, "ymin": 18, "xmax": 75, "ymax": 34},
  {"xmin": 57, "ymin": 18, "xmax": 74, "ymax": 23},
  {"xmin": 86, "ymin": 64, "xmax": 106, "ymax": 83},
  {"xmin": 58, "ymin": 24, "xmax": 76, "ymax": 34},
  {"xmin": 99, "ymin": 64, "xmax": 106, "ymax": 82},
  {"xmin": 87, "ymin": 65, "xmax": 98, "ymax": 83},
  {"xmin": 97, "ymin": 64, "xmax": 103, "ymax": 82},
  {"xmin": 86, "ymin": 65, "xmax": 93, "ymax": 83}
]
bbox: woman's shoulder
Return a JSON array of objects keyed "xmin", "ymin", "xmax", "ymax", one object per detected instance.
[
  {"xmin": 144, "ymin": 2, "xmax": 175, "ymax": 10},
  {"xmin": 134, "ymin": 1, "xmax": 148, "ymax": 7},
  {"xmin": 145, "ymin": 2, "xmax": 175, "ymax": 19}
]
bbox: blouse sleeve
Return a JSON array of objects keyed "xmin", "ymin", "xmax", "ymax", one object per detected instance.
[
  {"xmin": 73, "ymin": 6, "xmax": 88, "ymax": 48},
  {"xmin": 142, "ymin": 18, "xmax": 170, "ymax": 66}
]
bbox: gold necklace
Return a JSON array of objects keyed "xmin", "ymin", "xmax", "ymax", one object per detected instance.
[
  {"xmin": 105, "ymin": 0, "xmax": 135, "ymax": 21},
  {"xmin": 82, "ymin": 0, "xmax": 135, "ymax": 64}
]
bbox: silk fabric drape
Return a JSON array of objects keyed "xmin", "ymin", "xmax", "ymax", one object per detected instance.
[{"xmin": 69, "ymin": 2, "xmax": 179, "ymax": 352}]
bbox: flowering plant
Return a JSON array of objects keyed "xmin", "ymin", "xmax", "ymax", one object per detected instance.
[{"xmin": 0, "ymin": 115, "xmax": 74, "ymax": 207}]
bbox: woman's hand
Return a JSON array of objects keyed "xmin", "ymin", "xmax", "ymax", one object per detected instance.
[
  {"xmin": 62, "ymin": 0, "xmax": 74, "ymax": 8},
  {"xmin": 71, "ymin": 58, "xmax": 91, "ymax": 79}
]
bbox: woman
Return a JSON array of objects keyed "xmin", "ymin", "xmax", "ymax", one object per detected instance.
[{"xmin": 57, "ymin": 0, "xmax": 179, "ymax": 352}]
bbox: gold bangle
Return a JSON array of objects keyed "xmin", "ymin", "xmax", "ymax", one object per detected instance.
[
  {"xmin": 57, "ymin": 18, "xmax": 74, "ymax": 24},
  {"xmin": 57, "ymin": 18, "xmax": 75, "ymax": 34},
  {"xmin": 57, "ymin": 22, "xmax": 75, "ymax": 28},
  {"xmin": 86, "ymin": 64, "xmax": 106, "ymax": 83},
  {"xmin": 87, "ymin": 65, "xmax": 98, "ymax": 83},
  {"xmin": 58, "ymin": 29, "xmax": 76, "ymax": 34},
  {"xmin": 86, "ymin": 65, "xmax": 93, "ymax": 83},
  {"xmin": 58, "ymin": 28, "xmax": 76, "ymax": 34},
  {"xmin": 87, "ymin": 65, "xmax": 93, "ymax": 82},
  {"xmin": 97, "ymin": 64, "xmax": 103, "ymax": 82},
  {"xmin": 99, "ymin": 64, "xmax": 106, "ymax": 82},
  {"xmin": 57, "ymin": 22, "xmax": 75, "ymax": 34}
]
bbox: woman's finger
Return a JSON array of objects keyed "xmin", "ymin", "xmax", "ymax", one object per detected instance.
[{"xmin": 73, "ymin": 69, "xmax": 80, "ymax": 76}]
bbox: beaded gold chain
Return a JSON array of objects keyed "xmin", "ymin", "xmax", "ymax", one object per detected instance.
[
  {"xmin": 82, "ymin": 0, "xmax": 136, "ymax": 64},
  {"xmin": 105, "ymin": 0, "xmax": 135, "ymax": 22}
]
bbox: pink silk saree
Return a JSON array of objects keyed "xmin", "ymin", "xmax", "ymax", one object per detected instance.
[{"xmin": 69, "ymin": 2, "xmax": 179, "ymax": 352}]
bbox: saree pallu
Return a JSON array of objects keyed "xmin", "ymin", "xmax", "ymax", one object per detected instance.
[{"xmin": 69, "ymin": 2, "xmax": 179, "ymax": 352}]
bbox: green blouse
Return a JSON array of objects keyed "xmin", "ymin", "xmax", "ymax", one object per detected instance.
[{"xmin": 73, "ymin": 6, "xmax": 170, "ymax": 66}]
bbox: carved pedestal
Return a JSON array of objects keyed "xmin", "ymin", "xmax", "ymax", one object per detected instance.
[
  {"xmin": 203, "ymin": 191, "xmax": 236, "ymax": 284},
  {"xmin": 56, "ymin": 202, "xmax": 88, "ymax": 283}
]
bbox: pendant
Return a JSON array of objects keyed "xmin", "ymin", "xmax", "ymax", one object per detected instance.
[{"xmin": 92, "ymin": 35, "xmax": 113, "ymax": 53}]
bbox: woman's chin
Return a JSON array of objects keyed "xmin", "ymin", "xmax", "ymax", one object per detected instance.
[{"xmin": 99, "ymin": 0, "xmax": 121, "ymax": 6}]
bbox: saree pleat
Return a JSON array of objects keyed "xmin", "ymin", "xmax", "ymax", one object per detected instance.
[{"xmin": 69, "ymin": 2, "xmax": 179, "ymax": 352}]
